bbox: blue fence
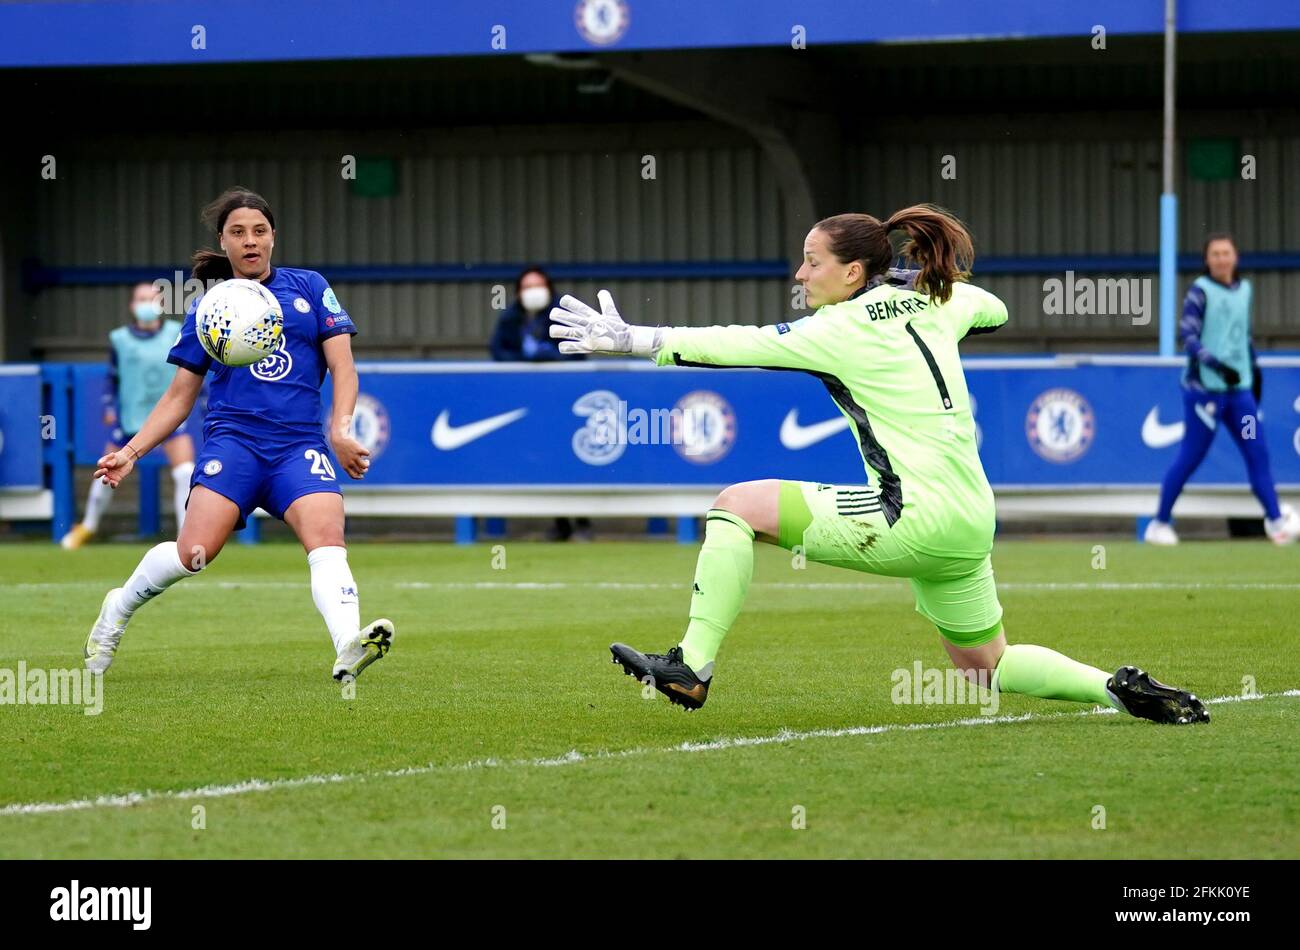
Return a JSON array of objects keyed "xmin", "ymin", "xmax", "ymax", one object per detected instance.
[{"xmin": 4, "ymin": 357, "xmax": 1299, "ymax": 543}]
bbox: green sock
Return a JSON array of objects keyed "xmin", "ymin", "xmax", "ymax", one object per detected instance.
[
  {"xmin": 994, "ymin": 643, "xmax": 1116, "ymax": 708},
  {"xmin": 679, "ymin": 509, "xmax": 754, "ymax": 677}
]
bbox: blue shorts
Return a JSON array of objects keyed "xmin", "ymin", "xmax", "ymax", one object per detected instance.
[{"xmin": 190, "ymin": 432, "xmax": 343, "ymax": 530}]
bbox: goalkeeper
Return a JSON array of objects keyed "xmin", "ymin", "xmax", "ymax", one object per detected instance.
[{"xmin": 551, "ymin": 204, "xmax": 1207, "ymax": 725}]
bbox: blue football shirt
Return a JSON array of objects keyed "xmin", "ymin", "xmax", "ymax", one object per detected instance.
[{"xmin": 168, "ymin": 267, "xmax": 356, "ymax": 441}]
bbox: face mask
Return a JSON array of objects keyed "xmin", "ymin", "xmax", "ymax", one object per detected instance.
[
  {"xmin": 132, "ymin": 301, "xmax": 163, "ymax": 321},
  {"xmin": 519, "ymin": 286, "xmax": 552, "ymax": 313}
]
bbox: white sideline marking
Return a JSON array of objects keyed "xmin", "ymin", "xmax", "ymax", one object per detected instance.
[{"xmin": 2, "ymin": 690, "xmax": 1296, "ymax": 818}]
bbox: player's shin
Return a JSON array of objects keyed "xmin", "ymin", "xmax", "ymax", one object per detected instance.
[
  {"xmin": 307, "ymin": 545, "xmax": 360, "ymax": 653},
  {"xmin": 117, "ymin": 540, "xmax": 200, "ymax": 619},
  {"xmin": 993, "ymin": 642, "xmax": 1114, "ymax": 708},
  {"xmin": 88, "ymin": 541, "xmax": 199, "ymax": 671},
  {"xmin": 678, "ymin": 509, "xmax": 755, "ymax": 678}
]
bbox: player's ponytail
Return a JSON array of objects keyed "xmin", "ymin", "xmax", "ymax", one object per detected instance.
[
  {"xmin": 882, "ymin": 204, "xmax": 973, "ymax": 304},
  {"xmin": 190, "ymin": 249, "xmax": 233, "ymax": 281},
  {"xmin": 190, "ymin": 186, "xmax": 277, "ymax": 281}
]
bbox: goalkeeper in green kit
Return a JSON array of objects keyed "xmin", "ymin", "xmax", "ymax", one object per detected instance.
[{"xmin": 551, "ymin": 204, "xmax": 1207, "ymax": 725}]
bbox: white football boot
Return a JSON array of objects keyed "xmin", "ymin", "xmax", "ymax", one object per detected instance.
[
  {"xmin": 331, "ymin": 618, "xmax": 395, "ymax": 682},
  {"xmin": 1265, "ymin": 504, "xmax": 1300, "ymax": 545},
  {"xmin": 83, "ymin": 588, "xmax": 127, "ymax": 673},
  {"xmin": 1143, "ymin": 519, "xmax": 1179, "ymax": 546}
]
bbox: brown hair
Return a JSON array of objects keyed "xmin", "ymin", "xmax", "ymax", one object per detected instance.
[
  {"xmin": 814, "ymin": 203, "xmax": 973, "ymax": 303},
  {"xmin": 1201, "ymin": 232, "xmax": 1239, "ymax": 284},
  {"xmin": 190, "ymin": 187, "xmax": 277, "ymax": 281}
]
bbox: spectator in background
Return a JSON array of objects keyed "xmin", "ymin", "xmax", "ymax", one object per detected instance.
[
  {"xmin": 489, "ymin": 267, "xmax": 585, "ymax": 362},
  {"xmin": 490, "ymin": 266, "xmax": 592, "ymax": 541},
  {"xmin": 62, "ymin": 282, "xmax": 196, "ymax": 548}
]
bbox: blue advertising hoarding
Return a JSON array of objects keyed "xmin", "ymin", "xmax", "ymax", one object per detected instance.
[
  {"xmin": 1, "ymin": 0, "xmax": 1298, "ymax": 69},
  {"xmin": 332, "ymin": 359, "xmax": 1300, "ymax": 490},
  {"xmin": 8, "ymin": 358, "xmax": 1299, "ymax": 519},
  {"xmin": 0, "ymin": 368, "xmax": 43, "ymax": 491}
]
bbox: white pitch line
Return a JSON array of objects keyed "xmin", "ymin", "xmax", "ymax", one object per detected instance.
[{"xmin": 2, "ymin": 689, "xmax": 1295, "ymax": 818}]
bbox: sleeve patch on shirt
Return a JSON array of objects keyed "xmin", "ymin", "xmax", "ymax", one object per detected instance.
[{"xmin": 322, "ymin": 288, "xmax": 342, "ymax": 314}]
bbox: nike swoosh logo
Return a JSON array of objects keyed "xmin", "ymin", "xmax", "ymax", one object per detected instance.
[
  {"xmin": 780, "ymin": 409, "xmax": 851, "ymax": 450},
  {"xmin": 1140, "ymin": 406, "xmax": 1185, "ymax": 448},
  {"xmin": 431, "ymin": 408, "xmax": 528, "ymax": 451}
]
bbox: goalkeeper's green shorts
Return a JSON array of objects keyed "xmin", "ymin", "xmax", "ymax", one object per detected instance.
[{"xmin": 776, "ymin": 480, "xmax": 1003, "ymax": 646}]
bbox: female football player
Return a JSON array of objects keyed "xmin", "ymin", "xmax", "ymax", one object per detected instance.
[
  {"xmin": 62, "ymin": 282, "xmax": 196, "ymax": 548},
  {"xmin": 83, "ymin": 187, "xmax": 394, "ymax": 682},
  {"xmin": 1144, "ymin": 233, "xmax": 1298, "ymax": 545},
  {"xmin": 551, "ymin": 204, "xmax": 1207, "ymax": 724}
]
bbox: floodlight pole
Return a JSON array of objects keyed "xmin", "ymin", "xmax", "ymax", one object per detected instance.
[{"xmin": 1158, "ymin": 0, "xmax": 1178, "ymax": 356}]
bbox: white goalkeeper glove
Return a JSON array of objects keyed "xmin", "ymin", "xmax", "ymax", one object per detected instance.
[{"xmin": 549, "ymin": 289, "xmax": 662, "ymax": 357}]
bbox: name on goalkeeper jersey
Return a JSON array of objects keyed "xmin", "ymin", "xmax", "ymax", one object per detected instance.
[{"xmin": 864, "ymin": 297, "xmax": 929, "ymax": 321}]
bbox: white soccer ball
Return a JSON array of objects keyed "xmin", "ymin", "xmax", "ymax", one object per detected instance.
[{"xmin": 195, "ymin": 279, "xmax": 284, "ymax": 367}]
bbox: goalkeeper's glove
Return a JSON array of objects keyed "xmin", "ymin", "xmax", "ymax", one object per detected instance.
[
  {"xmin": 549, "ymin": 290, "xmax": 662, "ymax": 357},
  {"xmin": 1219, "ymin": 365, "xmax": 1242, "ymax": 388}
]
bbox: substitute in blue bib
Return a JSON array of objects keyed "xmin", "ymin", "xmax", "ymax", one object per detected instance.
[
  {"xmin": 1146, "ymin": 232, "xmax": 1298, "ymax": 545},
  {"xmin": 61, "ymin": 282, "xmax": 196, "ymax": 549}
]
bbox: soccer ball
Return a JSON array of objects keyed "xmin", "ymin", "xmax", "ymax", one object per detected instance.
[{"xmin": 195, "ymin": 279, "xmax": 284, "ymax": 367}]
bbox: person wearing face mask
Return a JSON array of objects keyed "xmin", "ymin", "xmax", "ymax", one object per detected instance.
[
  {"xmin": 489, "ymin": 268, "xmax": 585, "ymax": 363},
  {"xmin": 489, "ymin": 267, "xmax": 592, "ymax": 541},
  {"xmin": 62, "ymin": 282, "xmax": 197, "ymax": 548}
]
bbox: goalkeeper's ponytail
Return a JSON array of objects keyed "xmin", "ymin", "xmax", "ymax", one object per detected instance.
[
  {"xmin": 881, "ymin": 204, "xmax": 973, "ymax": 305},
  {"xmin": 814, "ymin": 203, "xmax": 973, "ymax": 304}
]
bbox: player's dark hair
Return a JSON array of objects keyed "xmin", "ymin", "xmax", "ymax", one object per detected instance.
[
  {"xmin": 1201, "ymin": 232, "xmax": 1240, "ymax": 284},
  {"xmin": 515, "ymin": 266, "xmax": 555, "ymax": 300},
  {"xmin": 815, "ymin": 204, "xmax": 973, "ymax": 304},
  {"xmin": 191, "ymin": 187, "xmax": 277, "ymax": 281}
]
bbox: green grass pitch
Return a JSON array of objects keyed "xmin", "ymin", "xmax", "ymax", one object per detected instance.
[{"xmin": 1, "ymin": 538, "xmax": 1296, "ymax": 858}]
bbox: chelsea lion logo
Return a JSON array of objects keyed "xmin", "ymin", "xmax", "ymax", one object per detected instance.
[
  {"xmin": 575, "ymin": 0, "xmax": 629, "ymax": 46},
  {"xmin": 1026, "ymin": 388, "xmax": 1095, "ymax": 463},
  {"xmin": 250, "ymin": 336, "xmax": 293, "ymax": 382},
  {"xmin": 349, "ymin": 393, "xmax": 391, "ymax": 460},
  {"xmin": 672, "ymin": 390, "xmax": 736, "ymax": 465}
]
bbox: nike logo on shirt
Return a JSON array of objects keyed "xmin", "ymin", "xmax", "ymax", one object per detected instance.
[
  {"xmin": 431, "ymin": 408, "xmax": 529, "ymax": 451},
  {"xmin": 779, "ymin": 409, "xmax": 851, "ymax": 450}
]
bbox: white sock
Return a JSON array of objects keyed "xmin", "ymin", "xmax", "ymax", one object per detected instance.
[
  {"xmin": 171, "ymin": 462, "xmax": 194, "ymax": 532},
  {"xmin": 114, "ymin": 541, "xmax": 197, "ymax": 620},
  {"xmin": 83, "ymin": 477, "xmax": 113, "ymax": 532},
  {"xmin": 308, "ymin": 545, "xmax": 360, "ymax": 654}
]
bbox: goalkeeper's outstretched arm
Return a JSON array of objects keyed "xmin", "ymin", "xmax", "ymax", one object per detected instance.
[{"xmin": 549, "ymin": 290, "xmax": 841, "ymax": 373}]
